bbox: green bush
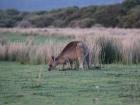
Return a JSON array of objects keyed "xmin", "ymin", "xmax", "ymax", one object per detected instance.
[
  {"xmin": 94, "ymin": 5, "xmax": 124, "ymax": 27},
  {"xmin": 0, "ymin": 9, "xmax": 23, "ymax": 27},
  {"xmin": 97, "ymin": 37, "xmax": 122, "ymax": 64},
  {"xmin": 119, "ymin": 5, "xmax": 140, "ymax": 28},
  {"xmin": 123, "ymin": 0, "xmax": 140, "ymax": 10},
  {"xmin": 69, "ymin": 18, "xmax": 95, "ymax": 28},
  {"xmin": 28, "ymin": 15, "xmax": 54, "ymax": 27}
]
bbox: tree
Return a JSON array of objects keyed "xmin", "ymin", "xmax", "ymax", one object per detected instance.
[
  {"xmin": 0, "ymin": 9, "xmax": 23, "ymax": 27},
  {"xmin": 123, "ymin": 0, "xmax": 140, "ymax": 10},
  {"xmin": 94, "ymin": 5, "xmax": 124, "ymax": 27},
  {"xmin": 119, "ymin": 5, "xmax": 140, "ymax": 28}
]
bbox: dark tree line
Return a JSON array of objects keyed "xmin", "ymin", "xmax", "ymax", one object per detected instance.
[{"xmin": 0, "ymin": 0, "xmax": 140, "ymax": 28}]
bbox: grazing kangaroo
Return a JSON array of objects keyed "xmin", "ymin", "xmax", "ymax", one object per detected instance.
[{"xmin": 48, "ymin": 41, "xmax": 90, "ymax": 71}]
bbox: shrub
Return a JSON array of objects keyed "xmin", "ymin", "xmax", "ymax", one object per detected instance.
[
  {"xmin": 52, "ymin": 19, "xmax": 66, "ymax": 27},
  {"xmin": 120, "ymin": 5, "xmax": 140, "ymax": 28},
  {"xmin": 132, "ymin": 40, "xmax": 140, "ymax": 64},
  {"xmin": 0, "ymin": 38, "xmax": 8, "ymax": 45},
  {"xmin": 96, "ymin": 37, "xmax": 122, "ymax": 64},
  {"xmin": 16, "ymin": 20, "xmax": 33, "ymax": 28},
  {"xmin": 123, "ymin": 0, "xmax": 140, "ymax": 10},
  {"xmin": 28, "ymin": 15, "xmax": 54, "ymax": 27},
  {"xmin": 69, "ymin": 18, "xmax": 95, "ymax": 28},
  {"xmin": 0, "ymin": 44, "xmax": 7, "ymax": 60}
]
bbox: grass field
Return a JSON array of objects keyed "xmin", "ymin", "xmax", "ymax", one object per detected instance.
[
  {"xmin": 0, "ymin": 31, "xmax": 71, "ymax": 44},
  {"xmin": 0, "ymin": 62, "xmax": 140, "ymax": 105},
  {"xmin": 0, "ymin": 28, "xmax": 140, "ymax": 105}
]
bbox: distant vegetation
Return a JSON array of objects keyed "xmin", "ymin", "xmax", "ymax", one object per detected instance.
[{"xmin": 0, "ymin": 0, "xmax": 140, "ymax": 28}]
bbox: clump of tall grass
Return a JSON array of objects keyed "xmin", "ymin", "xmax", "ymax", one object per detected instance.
[
  {"xmin": 121, "ymin": 38, "xmax": 140, "ymax": 64},
  {"xmin": 0, "ymin": 38, "xmax": 8, "ymax": 45},
  {"xmin": 96, "ymin": 36, "xmax": 122, "ymax": 64},
  {"xmin": 71, "ymin": 34, "xmax": 140, "ymax": 65},
  {"xmin": 0, "ymin": 38, "xmax": 67, "ymax": 64},
  {"xmin": 132, "ymin": 39, "xmax": 140, "ymax": 64},
  {"xmin": 0, "ymin": 44, "xmax": 7, "ymax": 60}
]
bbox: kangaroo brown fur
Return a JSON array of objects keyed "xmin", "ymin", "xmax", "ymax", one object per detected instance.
[{"xmin": 48, "ymin": 41, "xmax": 90, "ymax": 71}]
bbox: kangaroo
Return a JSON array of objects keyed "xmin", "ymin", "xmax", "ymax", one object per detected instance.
[{"xmin": 48, "ymin": 41, "xmax": 90, "ymax": 71}]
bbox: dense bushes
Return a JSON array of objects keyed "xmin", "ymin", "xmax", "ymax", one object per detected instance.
[
  {"xmin": 0, "ymin": 0, "xmax": 140, "ymax": 28},
  {"xmin": 69, "ymin": 18, "xmax": 95, "ymax": 28},
  {"xmin": 0, "ymin": 9, "xmax": 23, "ymax": 27},
  {"xmin": 123, "ymin": 0, "xmax": 140, "ymax": 10},
  {"xmin": 120, "ymin": 5, "xmax": 140, "ymax": 28}
]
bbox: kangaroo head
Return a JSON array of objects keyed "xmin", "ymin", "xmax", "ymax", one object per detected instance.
[{"xmin": 48, "ymin": 56, "xmax": 57, "ymax": 71}]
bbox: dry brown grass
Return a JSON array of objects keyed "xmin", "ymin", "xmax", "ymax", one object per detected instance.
[
  {"xmin": 0, "ymin": 28, "xmax": 140, "ymax": 64},
  {"xmin": 0, "ymin": 27, "xmax": 140, "ymax": 37}
]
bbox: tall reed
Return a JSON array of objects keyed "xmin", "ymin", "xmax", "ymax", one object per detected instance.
[{"xmin": 0, "ymin": 28, "xmax": 140, "ymax": 65}]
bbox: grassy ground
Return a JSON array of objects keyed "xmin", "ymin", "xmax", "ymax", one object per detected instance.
[
  {"xmin": 0, "ymin": 62, "xmax": 140, "ymax": 105},
  {"xmin": 0, "ymin": 32, "xmax": 72, "ymax": 44}
]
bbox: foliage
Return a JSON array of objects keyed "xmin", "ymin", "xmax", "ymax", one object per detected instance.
[
  {"xmin": 97, "ymin": 37, "xmax": 122, "ymax": 64},
  {"xmin": 69, "ymin": 18, "xmax": 95, "ymax": 28},
  {"xmin": 16, "ymin": 20, "xmax": 33, "ymax": 28},
  {"xmin": 119, "ymin": 5, "xmax": 140, "ymax": 28},
  {"xmin": 0, "ymin": 0, "xmax": 140, "ymax": 28},
  {"xmin": 123, "ymin": 0, "xmax": 140, "ymax": 10},
  {"xmin": 0, "ymin": 9, "xmax": 22, "ymax": 27}
]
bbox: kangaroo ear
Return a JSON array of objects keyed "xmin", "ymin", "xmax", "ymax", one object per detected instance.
[{"xmin": 51, "ymin": 56, "xmax": 55, "ymax": 61}]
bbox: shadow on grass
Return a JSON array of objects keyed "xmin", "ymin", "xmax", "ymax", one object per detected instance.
[
  {"xmin": 58, "ymin": 65, "xmax": 103, "ymax": 71},
  {"xmin": 33, "ymin": 92, "xmax": 55, "ymax": 97}
]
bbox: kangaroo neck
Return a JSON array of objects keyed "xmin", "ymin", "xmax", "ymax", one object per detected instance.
[{"xmin": 56, "ymin": 55, "xmax": 65, "ymax": 64}]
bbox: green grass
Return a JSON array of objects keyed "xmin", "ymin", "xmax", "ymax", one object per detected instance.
[
  {"xmin": 0, "ymin": 32, "xmax": 72, "ymax": 44},
  {"xmin": 0, "ymin": 62, "xmax": 140, "ymax": 105}
]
